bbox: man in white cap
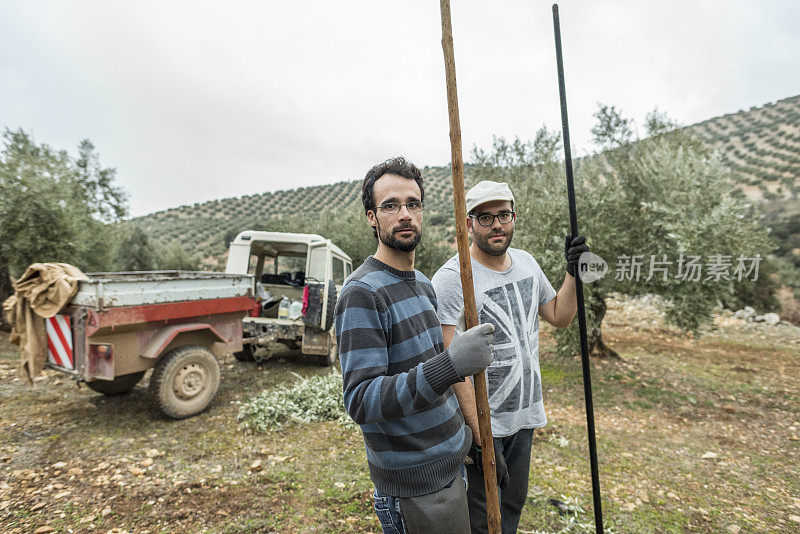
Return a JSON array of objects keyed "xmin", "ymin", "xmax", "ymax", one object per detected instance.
[{"xmin": 431, "ymin": 180, "xmax": 589, "ymax": 533}]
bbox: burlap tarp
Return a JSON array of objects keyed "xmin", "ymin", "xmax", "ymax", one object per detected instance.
[{"xmin": 2, "ymin": 263, "xmax": 88, "ymax": 384}]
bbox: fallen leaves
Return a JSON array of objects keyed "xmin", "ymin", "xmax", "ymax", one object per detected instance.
[
  {"xmin": 128, "ymin": 466, "xmax": 146, "ymax": 476},
  {"xmin": 249, "ymin": 459, "xmax": 263, "ymax": 472}
]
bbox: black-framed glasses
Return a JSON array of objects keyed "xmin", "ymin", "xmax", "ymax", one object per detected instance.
[
  {"xmin": 470, "ymin": 210, "xmax": 515, "ymax": 226},
  {"xmin": 376, "ymin": 201, "xmax": 424, "ymax": 214}
]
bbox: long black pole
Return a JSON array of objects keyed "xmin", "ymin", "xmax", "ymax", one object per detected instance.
[{"xmin": 552, "ymin": 4, "xmax": 604, "ymax": 532}]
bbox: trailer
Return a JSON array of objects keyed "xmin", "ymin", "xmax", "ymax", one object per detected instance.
[{"xmin": 45, "ymin": 271, "xmax": 253, "ymax": 419}]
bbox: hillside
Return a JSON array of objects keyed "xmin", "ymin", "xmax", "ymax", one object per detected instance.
[
  {"xmin": 133, "ymin": 94, "xmax": 800, "ymax": 268},
  {"xmin": 691, "ymin": 94, "xmax": 800, "ymax": 200}
]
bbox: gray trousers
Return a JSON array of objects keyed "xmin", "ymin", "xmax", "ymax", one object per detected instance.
[
  {"xmin": 399, "ymin": 471, "xmax": 470, "ymax": 534},
  {"xmin": 374, "ymin": 466, "xmax": 470, "ymax": 534},
  {"xmin": 466, "ymin": 428, "xmax": 535, "ymax": 534}
]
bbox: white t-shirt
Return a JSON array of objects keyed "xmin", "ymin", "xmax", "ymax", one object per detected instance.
[{"xmin": 431, "ymin": 248, "xmax": 556, "ymax": 436}]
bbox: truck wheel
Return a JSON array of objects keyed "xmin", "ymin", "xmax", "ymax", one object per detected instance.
[
  {"xmin": 233, "ymin": 343, "xmax": 255, "ymax": 362},
  {"xmin": 150, "ymin": 345, "xmax": 220, "ymax": 419},
  {"xmin": 86, "ymin": 371, "xmax": 146, "ymax": 395},
  {"xmin": 317, "ymin": 340, "xmax": 337, "ymax": 367}
]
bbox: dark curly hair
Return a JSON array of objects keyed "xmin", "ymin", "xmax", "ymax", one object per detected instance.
[{"xmin": 362, "ymin": 157, "xmax": 424, "ymax": 237}]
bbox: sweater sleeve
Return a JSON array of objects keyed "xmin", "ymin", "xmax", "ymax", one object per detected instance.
[{"xmin": 334, "ymin": 282, "xmax": 461, "ymax": 425}]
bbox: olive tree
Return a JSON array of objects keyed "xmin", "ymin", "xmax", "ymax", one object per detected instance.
[
  {"xmin": 470, "ymin": 107, "xmax": 772, "ymax": 357},
  {"xmin": 0, "ymin": 129, "xmax": 127, "ymax": 306}
]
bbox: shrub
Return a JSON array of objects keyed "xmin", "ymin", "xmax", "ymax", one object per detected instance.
[{"xmin": 237, "ymin": 371, "xmax": 354, "ymax": 432}]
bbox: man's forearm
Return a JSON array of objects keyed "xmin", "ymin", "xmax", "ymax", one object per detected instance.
[
  {"xmin": 552, "ymin": 273, "xmax": 578, "ymax": 327},
  {"xmin": 452, "ymin": 380, "xmax": 481, "ymax": 446}
]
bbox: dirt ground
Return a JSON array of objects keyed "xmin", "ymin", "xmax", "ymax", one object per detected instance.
[{"xmin": 1, "ymin": 298, "xmax": 799, "ymax": 533}]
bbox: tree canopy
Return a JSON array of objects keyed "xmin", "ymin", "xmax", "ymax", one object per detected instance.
[
  {"xmin": 0, "ymin": 129, "xmax": 128, "ymax": 293},
  {"xmin": 471, "ymin": 106, "xmax": 773, "ymax": 357}
]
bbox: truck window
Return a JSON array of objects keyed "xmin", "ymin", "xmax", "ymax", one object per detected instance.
[
  {"xmin": 332, "ymin": 258, "xmax": 345, "ymax": 285},
  {"xmin": 278, "ymin": 256, "xmax": 305, "ymax": 273},
  {"xmin": 345, "ymin": 262, "xmax": 352, "ymax": 278},
  {"xmin": 307, "ymin": 246, "xmax": 326, "ymax": 282}
]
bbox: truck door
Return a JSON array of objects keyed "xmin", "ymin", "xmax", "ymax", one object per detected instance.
[
  {"xmin": 305, "ymin": 243, "xmax": 331, "ymax": 330},
  {"xmin": 332, "ymin": 255, "xmax": 346, "ymax": 291}
]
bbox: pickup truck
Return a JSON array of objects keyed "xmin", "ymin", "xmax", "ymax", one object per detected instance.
[
  {"xmin": 44, "ymin": 271, "xmax": 253, "ymax": 418},
  {"xmin": 225, "ymin": 231, "xmax": 352, "ymax": 366}
]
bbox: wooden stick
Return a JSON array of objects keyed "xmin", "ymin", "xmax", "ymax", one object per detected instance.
[{"xmin": 439, "ymin": 1, "xmax": 501, "ymax": 532}]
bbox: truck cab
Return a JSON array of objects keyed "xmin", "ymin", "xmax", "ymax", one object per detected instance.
[{"xmin": 225, "ymin": 231, "xmax": 352, "ymax": 365}]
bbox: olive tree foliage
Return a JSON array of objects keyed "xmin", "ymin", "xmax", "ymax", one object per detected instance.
[
  {"xmin": 116, "ymin": 226, "xmax": 156, "ymax": 271},
  {"xmin": 471, "ymin": 107, "xmax": 771, "ymax": 357},
  {"xmin": 116, "ymin": 226, "xmax": 201, "ymax": 272},
  {"xmin": 159, "ymin": 242, "xmax": 202, "ymax": 271},
  {"xmin": 0, "ymin": 129, "xmax": 128, "ymax": 303}
]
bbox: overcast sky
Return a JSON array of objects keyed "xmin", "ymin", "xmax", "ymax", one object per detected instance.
[{"xmin": 2, "ymin": 1, "xmax": 799, "ymax": 217}]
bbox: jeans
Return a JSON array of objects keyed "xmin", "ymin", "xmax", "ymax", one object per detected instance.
[
  {"xmin": 373, "ymin": 489, "xmax": 406, "ymax": 534},
  {"xmin": 466, "ymin": 428, "xmax": 535, "ymax": 534},
  {"xmin": 373, "ymin": 465, "xmax": 468, "ymax": 534}
]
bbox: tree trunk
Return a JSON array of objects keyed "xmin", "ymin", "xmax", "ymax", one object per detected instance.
[
  {"xmin": 0, "ymin": 265, "xmax": 12, "ymax": 332},
  {"xmin": 587, "ymin": 294, "xmax": 619, "ymax": 359}
]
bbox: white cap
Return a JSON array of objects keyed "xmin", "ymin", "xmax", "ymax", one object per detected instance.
[{"xmin": 465, "ymin": 181, "xmax": 515, "ymax": 215}]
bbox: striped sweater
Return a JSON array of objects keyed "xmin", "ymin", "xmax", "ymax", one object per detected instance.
[{"xmin": 334, "ymin": 256, "xmax": 472, "ymax": 497}]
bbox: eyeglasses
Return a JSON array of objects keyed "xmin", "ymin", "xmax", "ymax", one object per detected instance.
[
  {"xmin": 376, "ymin": 201, "xmax": 424, "ymax": 214},
  {"xmin": 470, "ymin": 211, "xmax": 515, "ymax": 227}
]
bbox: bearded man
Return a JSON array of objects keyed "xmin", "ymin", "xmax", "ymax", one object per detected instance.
[
  {"xmin": 335, "ymin": 157, "xmax": 496, "ymax": 533},
  {"xmin": 432, "ymin": 180, "xmax": 589, "ymax": 533}
]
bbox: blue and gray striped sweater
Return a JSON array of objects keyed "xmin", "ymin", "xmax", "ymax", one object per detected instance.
[{"xmin": 334, "ymin": 256, "xmax": 472, "ymax": 497}]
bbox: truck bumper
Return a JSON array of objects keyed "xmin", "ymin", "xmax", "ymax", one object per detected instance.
[{"xmin": 242, "ymin": 318, "xmax": 304, "ymax": 346}]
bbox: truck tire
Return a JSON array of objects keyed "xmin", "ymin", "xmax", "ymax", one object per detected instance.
[
  {"xmin": 233, "ymin": 343, "xmax": 255, "ymax": 362},
  {"xmin": 86, "ymin": 371, "xmax": 146, "ymax": 395},
  {"xmin": 150, "ymin": 345, "xmax": 220, "ymax": 419},
  {"xmin": 317, "ymin": 339, "xmax": 337, "ymax": 367}
]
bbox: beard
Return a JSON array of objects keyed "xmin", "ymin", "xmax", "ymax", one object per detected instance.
[
  {"xmin": 473, "ymin": 226, "xmax": 514, "ymax": 256},
  {"xmin": 378, "ymin": 220, "xmax": 422, "ymax": 252}
]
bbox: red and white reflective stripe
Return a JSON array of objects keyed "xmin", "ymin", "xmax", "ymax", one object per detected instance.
[{"xmin": 46, "ymin": 314, "xmax": 74, "ymax": 370}]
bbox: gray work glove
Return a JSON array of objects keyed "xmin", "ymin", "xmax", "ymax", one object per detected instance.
[{"xmin": 448, "ymin": 320, "xmax": 495, "ymax": 379}]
